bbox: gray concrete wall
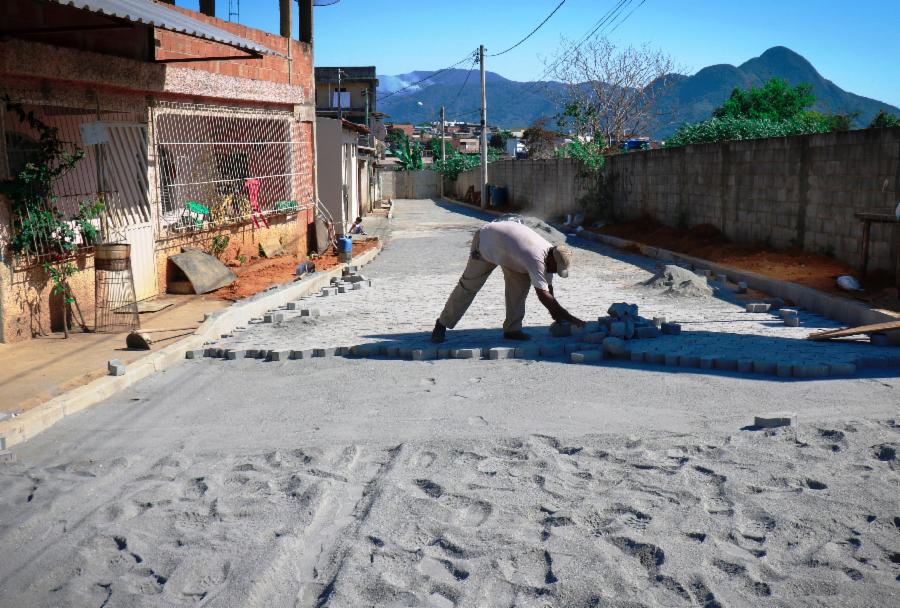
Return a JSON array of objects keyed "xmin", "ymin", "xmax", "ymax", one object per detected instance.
[
  {"xmin": 377, "ymin": 170, "xmax": 439, "ymax": 200},
  {"xmin": 452, "ymin": 128, "xmax": 900, "ymax": 271}
]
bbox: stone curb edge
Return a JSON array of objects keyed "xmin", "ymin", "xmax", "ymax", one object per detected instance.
[
  {"xmin": 0, "ymin": 244, "xmax": 384, "ymax": 450},
  {"xmin": 570, "ymin": 229, "xmax": 899, "ymax": 345}
]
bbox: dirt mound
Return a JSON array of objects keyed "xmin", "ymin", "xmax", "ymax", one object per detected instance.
[{"xmin": 642, "ymin": 265, "xmax": 713, "ymax": 297}]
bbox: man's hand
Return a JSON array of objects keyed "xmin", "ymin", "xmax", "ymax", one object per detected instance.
[{"xmin": 535, "ymin": 288, "xmax": 583, "ymax": 327}]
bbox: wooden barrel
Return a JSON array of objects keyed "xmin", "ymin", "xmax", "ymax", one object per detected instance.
[{"xmin": 95, "ymin": 243, "xmax": 131, "ymax": 271}]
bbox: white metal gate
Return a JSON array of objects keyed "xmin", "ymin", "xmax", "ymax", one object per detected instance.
[{"xmin": 102, "ymin": 124, "xmax": 156, "ymax": 300}]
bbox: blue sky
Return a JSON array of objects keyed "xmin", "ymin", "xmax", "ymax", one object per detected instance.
[{"xmin": 178, "ymin": 1, "xmax": 900, "ymax": 107}]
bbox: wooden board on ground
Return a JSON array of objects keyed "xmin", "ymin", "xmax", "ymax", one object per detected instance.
[
  {"xmin": 808, "ymin": 319, "xmax": 900, "ymax": 341},
  {"xmin": 259, "ymin": 236, "xmax": 285, "ymax": 259}
]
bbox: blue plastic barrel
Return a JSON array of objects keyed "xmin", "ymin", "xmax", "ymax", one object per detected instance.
[{"xmin": 338, "ymin": 236, "xmax": 353, "ymax": 253}]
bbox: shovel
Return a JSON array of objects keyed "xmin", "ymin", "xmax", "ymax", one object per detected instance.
[{"xmin": 126, "ymin": 327, "xmax": 198, "ymax": 350}]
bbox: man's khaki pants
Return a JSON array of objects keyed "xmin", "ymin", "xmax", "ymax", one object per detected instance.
[{"xmin": 438, "ymin": 231, "xmax": 531, "ymax": 333}]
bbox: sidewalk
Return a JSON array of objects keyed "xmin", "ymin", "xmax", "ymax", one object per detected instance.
[{"xmin": 0, "ymin": 296, "xmax": 228, "ymax": 415}]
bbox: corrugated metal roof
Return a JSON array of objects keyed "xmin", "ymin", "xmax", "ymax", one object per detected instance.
[{"xmin": 47, "ymin": 0, "xmax": 283, "ymax": 57}]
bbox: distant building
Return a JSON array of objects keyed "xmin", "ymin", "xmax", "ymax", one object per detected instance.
[
  {"xmin": 316, "ymin": 118, "xmax": 372, "ymax": 233},
  {"xmin": 386, "ymin": 123, "xmax": 414, "ymax": 138},
  {"xmin": 315, "ymin": 66, "xmax": 378, "ymax": 133}
]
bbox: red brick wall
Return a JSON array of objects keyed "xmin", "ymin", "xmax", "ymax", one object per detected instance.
[{"xmin": 153, "ymin": 4, "xmax": 313, "ymax": 97}]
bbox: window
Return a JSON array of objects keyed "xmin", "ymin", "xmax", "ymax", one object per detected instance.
[{"xmin": 332, "ymin": 89, "xmax": 350, "ymax": 109}]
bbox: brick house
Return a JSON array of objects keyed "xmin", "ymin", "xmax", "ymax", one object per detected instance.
[{"xmin": 0, "ymin": 0, "xmax": 318, "ymax": 342}]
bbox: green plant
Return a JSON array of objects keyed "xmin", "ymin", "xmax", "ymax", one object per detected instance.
[
  {"xmin": 555, "ymin": 140, "xmax": 606, "ymax": 171},
  {"xmin": 386, "ymin": 127, "xmax": 409, "ymax": 150},
  {"xmin": 0, "ymin": 96, "xmax": 84, "ymax": 256},
  {"xmin": 208, "ymin": 234, "xmax": 230, "ymax": 259},
  {"xmin": 238, "ymin": 254, "xmax": 247, "ymax": 265},
  {"xmin": 665, "ymin": 115, "xmax": 830, "ymax": 147},
  {"xmin": 393, "ymin": 139, "xmax": 424, "ymax": 171},
  {"xmin": 43, "ymin": 260, "xmax": 81, "ymax": 337},
  {"xmin": 713, "ymin": 79, "xmax": 816, "ymax": 122},
  {"xmin": 75, "ymin": 199, "xmax": 103, "ymax": 245},
  {"xmin": 869, "ymin": 109, "xmax": 900, "ymax": 128}
]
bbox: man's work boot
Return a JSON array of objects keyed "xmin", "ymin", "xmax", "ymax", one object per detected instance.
[
  {"xmin": 431, "ymin": 320, "xmax": 447, "ymax": 343},
  {"xmin": 503, "ymin": 330, "xmax": 531, "ymax": 341}
]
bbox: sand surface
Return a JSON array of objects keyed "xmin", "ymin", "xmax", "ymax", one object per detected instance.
[{"xmin": 0, "ymin": 199, "xmax": 898, "ymax": 607}]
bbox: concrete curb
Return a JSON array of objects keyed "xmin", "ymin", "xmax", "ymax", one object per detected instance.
[
  {"xmin": 0, "ymin": 244, "xmax": 383, "ymax": 450},
  {"xmin": 566, "ymin": 229, "xmax": 900, "ymax": 345}
]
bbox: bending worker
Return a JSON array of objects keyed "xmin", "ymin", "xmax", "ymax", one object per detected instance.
[{"xmin": 431, "ymin": 220, "xmax": 585, "ymax": 343}]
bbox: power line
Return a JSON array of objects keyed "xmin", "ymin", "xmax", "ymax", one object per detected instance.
[
  {"xmin": 608, "ymin": 0, "xmax": 646, "ymax": 34},
  {"xmin": 487, "ymin": 0, "xmax": 568, "ymax": 57},
  {"xmin": 380, "ymin": 51, "xmax": 477, "ymax": 101},
  {"xmin": 449, "ymin": 54, "xmax": 479, "ymax": 115}
]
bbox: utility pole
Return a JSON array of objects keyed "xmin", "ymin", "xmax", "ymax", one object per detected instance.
[
  {"xmin": 337, "ymin": 68, "xmax": 344, "ymax": 121},
  {"xmin": 479, "ymin": 44, "xmax": 488, "ymax": 209},
  {"xmin": 440, "ymin": 105, "xmax": 445, "ymax": 199}
]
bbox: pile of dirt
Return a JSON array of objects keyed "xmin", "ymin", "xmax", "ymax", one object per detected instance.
[
  {"xmin": 207, "ymin": 239, "xmax": 379, "ymax": 302},
  {"xmin": 593, "ymin": 218, "xmax": 900, "ymax": 312},
  {"xmin": 642, "ymin": 264, "xmax": 713, "ymax": 297}
]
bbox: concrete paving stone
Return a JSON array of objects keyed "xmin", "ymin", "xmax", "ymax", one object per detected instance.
[
  {"xmin": 263, "ymin": 313, "xmax": 275, "ymax": 323},
  {"xmin": 571, "ymin": 350, "xmax": 602, "ymax": 363},
  {"xmin": 452, "ymin": 348, "xmax": 481, "ymax": 359},
  {"xmin": 488, "ymin": 347, "xmax": 515, "ymax": 360},
  {"xmin": 609, "ymin": 322, "xmax": 626, "ymax": 337},
  {"xmin": 629, "ymin": 351, "xmax": 646, "ymax": 363},
  {"xmin": 805, "ymin": 364, "xmax": 829, "ymax": 378},
  {"xmin": 735, "ymin": 281, "xmax": 748, "ymax": 294},
  {"xmin": 779, "ymin": 309, "xmax": 799, "ymax": 319},
  {"xmin": 185, "ymin": 350, "xmax": 204, "ymax": 360},
  {"xmin": 624, "ymin": 318, "xmax": 635, "ymax": 339},
  {"xmin": 870, "ymin": 333, "xmax": 891, "ymax": 346},
  {"xmin": 336, "ymin": 346, "xmax": 350, "ymax": 356},
  {"xmin": 549, "ymin": 322, "xmax": 572, "ymax": 337},
  {"xmin": 301, "ymin": 308, "xmax": 321, "ymax": 317},
  {"xmin": 514, "ymin": 345, "xmax": 540, "ymax": 358},
  {"xmin": 379, "ymin": 345, "xmax": 400, "ymax": 357},
  {"xmin": 661, "ymin": 323, "xmax": 681, "ymax": 335},
  {"xmin": 338, "ymin": 286, "xmax": 348, "ymax": 293},
  {"xmin": 255, "ymin": 349, "xmax": 270, "ymax": 359},
  {"xmin": 664, "ymin": 354, "xmax": 680, "ymax": 367},
  {"xmin": 108, "ymin": 360, "xmax": 125, "ymax": 376},
  {"xmin": 651, "ymin": 317, "xmax": 666, "ymax": 327},
  {"xmin": 699, "ymin": 357, "xmax": 715, "ymax": 369},
  {"xmin": 608, "ymin": 302, "xmax": 639, "ymax": 318},
  {"xmin": 539, "ymin": 343, "xmax": 564, "ymax": 357},
  {"xmin": 0, "ymin": 449, "xmax": 16, "ymax": 463},
  {"xmin": 714, "ymin": 358, "xmax": 738, "ymax": 371},
  {"xmin": 267, "ymin": 350, "xmax": 290, "ymax": 362},
  {"xmin": 776, "ymin": 363, "xmax": 793, "ymax": 377},
  {"xmin": 437, "ymin": 347, "xmax": 451, "ymax": 359},
  {"xmin": 737, "ymin": 359, "xmax": 753, "ymax": 373},
  {"xmin": 226, "ymin": 349, "xmax": 246, "ymax": 360},
  {"xmin": 635, "ymin": 326, "xmax": 660, "ymax": 339},
  {"xmin": 585, "ymin": 331, "xmax": 610, "ymax": 344},
  {"xmin": 754, "ymin": 412, "xmax": 797, "ymax": 428},
  {"xmin": 753, "ymin": 360, "xmax": 777, "ymax": 375},
  {"xmin": 313, "ymin": 347, "xmax": 337, "ymax": 357},
  {"xmin": 602, "ymin": 337, "xmax": 628, "ymax": 357},
  {"xmin": 564, "ymin": 343, "xmax": 591, "ymax": 354},
  {"xmin": 290, "ymin": 348, "xmax": 314, "ymax": 360},
  {"xmin": 348, "ymin": 344, "xmax": 375, "ymax": 357},
  {"xmin": 597, "ymin": 316, "xmax": 612, "ymax": 329},
  {"xmin": 286, "ymin": 302, "xmax": 301, "ymax": 311},
  {"xmin": 784, "ymin": 317, "xmax": 801, "ymax": 327},
  {"xmin": 678, "ymin": 354, "xmax": 700, "ymax": 367},
  {"xmin": 716, "ymin": 273, "xmax": 728, "ymax": 283},
  {"xmin": 352, "ymin": 283, "xmax": 363, "ymax": 290},
  {"xmin": 411, "ymin": 348, "xmax": 437, "ymax": 361},
  {"xmin": 642, "ymin": 351, "xmax": 663, "ymax": 365},
  {"xmin": 827, "ymin": 362, "xmax": 857, "ymax": 376},
  {"xmin": 273, "ymin": 313, "xmax": 286, "ymax": 323}
]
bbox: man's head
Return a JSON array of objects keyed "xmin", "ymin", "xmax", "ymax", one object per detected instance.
[{"xmin": 548, "ymin": 245, "xmax": 573, "ymax": 278}]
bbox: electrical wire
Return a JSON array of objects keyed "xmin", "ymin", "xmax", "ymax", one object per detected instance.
[
  {"xmin": 449, "ymin": 53, "xmax": 479, "ymax": 113},
  {"xmin": 487, "ymin": 0, "xmax": 568, "ymax": 57}
]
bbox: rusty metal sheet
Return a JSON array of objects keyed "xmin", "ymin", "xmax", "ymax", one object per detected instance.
[{"xmin": 168, "ymin": 249, "xmax": 236, "ymax": 295}]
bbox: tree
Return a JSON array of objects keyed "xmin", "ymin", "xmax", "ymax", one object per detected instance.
[
  {"xmin": 869, "ymin": 109, "xmax": 900, "ymax": 129},
  {"xmin": 550, "ymin": 37, "xmax": 677, "ymax": 146},
  {"xmin": 522, "ymin": 118, "xmax": 558, "ymax": 159},
  {"xmin": 713, "ymin": 79, "xmax": 815, "ymax": 121},
  {"xmin": 385, "ymin": 127, "xmax": 408, "ymax": 150},
  {"xmin": 489, "ymin": 129, "xmax": 511, "ymax": 151}
]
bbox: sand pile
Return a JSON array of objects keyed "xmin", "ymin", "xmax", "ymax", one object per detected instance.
[{"xmin": 643, "ymin": 264, "xmax": 713, "ymax": 297}]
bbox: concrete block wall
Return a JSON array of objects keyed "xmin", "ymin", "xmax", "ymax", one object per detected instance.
[
  {"xmin": 451, "ymin": 128, "xmax": 900, "ymax": 271},
  {"xmin": 606, "ymin": 127, "xmax": 900, "ymax": 271},
  {"xmin": 377, "ymin": 170, "xmax": 439, "ymax": 200}
]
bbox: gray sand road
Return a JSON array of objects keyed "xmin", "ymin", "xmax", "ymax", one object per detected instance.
[{"xmin": 1, "ymin": 199, "xmax": 899, "ymax": 607}]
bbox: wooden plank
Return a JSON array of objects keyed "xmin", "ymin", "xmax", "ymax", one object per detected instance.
[{"xmin": 808, "ymin": 319, "xmax": 900, "ymax": 341}]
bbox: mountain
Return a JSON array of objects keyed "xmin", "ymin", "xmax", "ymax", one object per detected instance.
[{"xmin": 376, "ymin": 47, "xmax": 900, "ymax": 137}]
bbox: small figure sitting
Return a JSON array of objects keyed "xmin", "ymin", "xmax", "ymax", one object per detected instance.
[{"xmin": 349, "ymin": 216, "xmax": 367, "ymax": 235}]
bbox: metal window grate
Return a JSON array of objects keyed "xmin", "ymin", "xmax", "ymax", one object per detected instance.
[{"xmin": 150, "ymin": 101, "xmax": 312, "ymax": 236}]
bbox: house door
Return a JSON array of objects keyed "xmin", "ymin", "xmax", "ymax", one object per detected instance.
[{"xmin": 102, "ymin": 124, "xmax": 157, "ymax": 300}]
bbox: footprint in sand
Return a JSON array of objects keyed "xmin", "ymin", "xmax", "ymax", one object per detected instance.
[
  {"xmin": 436, "ymin": 494, "xmax": 493, "ymax": 528},
  {"xmin": 690, "ymin": 465, "xmax": 733, "ymax": 516}
]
